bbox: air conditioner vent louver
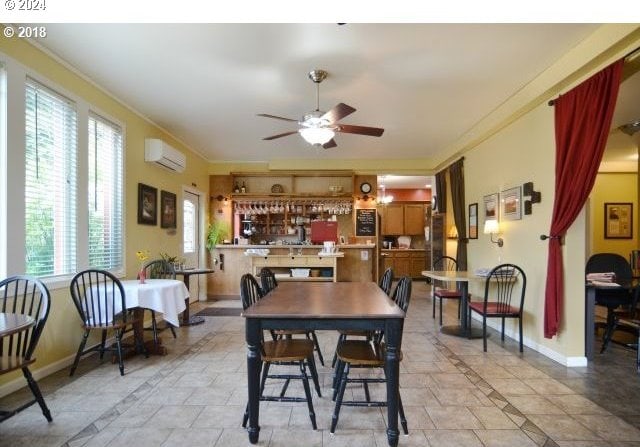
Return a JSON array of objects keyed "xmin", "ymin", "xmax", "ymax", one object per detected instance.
[{"xmin": 144, "ymin": 138, "xmax": 186, "ymax": 173}]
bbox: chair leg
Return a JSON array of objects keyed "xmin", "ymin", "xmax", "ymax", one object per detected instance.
[
  {"xmin": 519, "ymin": 316, "xmax": 523, "ymax": 353},
  {"xmin": 330, "ymin": 363, "xmax": 350, "ymax": 433},
  {"xmin": 332, "ymin": 359, "xmax": 346, "ymax": 401},
  {"xmin": 439, "ymin": 297, "xmax": 443, "ymax": 325},
  {"xmin": 332, "ymin": 333, "xmax": 346, "ymax": 368},
  {"xmin": 432, "ymin": 294, "xmax": 436, "ymax": 319},
  {"xmin": 307, "ymin": 354, "xmax": 322, "ymax": 397},
  {"xmin": 259, "ymin": 362, "xmax": 271, "ymax": 396},
  {"xmin": 169, "ymin": 323, "xmax": 177, "ymax": 338},
  {"xmin": 398, "ymin": 391, "xmax": 408, "ymax": 435},
  {"xmin": 299, "ymin": 361, "xmax": 317, "ymax": 430},
  {"xmin": 457, "ymin": 300, "xmax": 461, "ymax": 319},
  {"xmin": 70, "ymin": 329, "xmax": 90, "ymax": 376},
  {"xmin": 151, "ymin": 311, "xmax": 159, "ymax": 345},
  {"xmin": 99, "ymin": 330, "xmax": 107, "ymax": 359},
  {"xmin": 22, "ymin": 367, "xmax": 52, "ymax": 422},
  {"xmin": 310, "ymin": 331, "xmax": 325, "ymax": 366},
  {"xmin": 601, "ymin": 319, "xmax": 618, "ymax": 354},
  {"xmin": 482, "ymin": 317, "xmax": 487, "ymax": 352},
  {"xmin": 115, "ymin": 329, "xmax": 125, "ymax": 376},
  {"xmin": 501, "ymin": 317, "xmax": 505, "ymax": 341}
]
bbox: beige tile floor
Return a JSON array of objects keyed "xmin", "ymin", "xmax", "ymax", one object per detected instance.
[{"xmin": 1, "ymin": 281, "xmax": 640, "ymax": 447}]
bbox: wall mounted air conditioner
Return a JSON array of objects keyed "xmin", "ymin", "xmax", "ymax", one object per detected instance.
[{"xmin": 144, "ymin": 138, "xmax": 186, "ymax": 173}]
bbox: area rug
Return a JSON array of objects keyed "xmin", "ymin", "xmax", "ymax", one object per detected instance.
[{"xmin": 193, "ymin": 307, "xmax": 243, "ymax": 317}]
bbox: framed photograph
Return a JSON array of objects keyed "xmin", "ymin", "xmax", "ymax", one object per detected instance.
[
  {"xmin": 137, "ymin": 183, "xmax": 157, "ymax": 225},
  {"xmin": 160, "ymin": 190, "xmax": 177, "ymax": 229},
  {"xmin": 500, "ymin": 186, "xmax": 522, "ymax": 221},
  {"xmin": 483, "ymin": 193, "xmax": 499, "ymax": 220},
  {"xmin": 468, "ymin": 203, "xmax": 478, "ymax": 239},
  {"xmin": 604, "ymin": 202, "xmax": 633, "ymax": 239}
]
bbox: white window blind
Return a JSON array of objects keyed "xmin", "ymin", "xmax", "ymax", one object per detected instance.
[
  {"xmin": 25, "ymin": 79, "xmax": 77, "ymax": 277},
  {"xmin": 88, "ymin": 113, "xmax": 123, "ymax": 270}
]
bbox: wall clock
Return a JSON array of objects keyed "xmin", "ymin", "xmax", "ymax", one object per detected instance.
[{"xmin": 360, "ymin": 182, "xmax": 372, "ymax": 194}]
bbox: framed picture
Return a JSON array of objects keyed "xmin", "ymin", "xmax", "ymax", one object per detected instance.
[
  {"xmin": 468, "ymin": 203, "xmax": 478, "ymax": 239},
  {"xmin": 483, "ymin": 193, "xmax": 499, "ymax": 220},
  {"xmin": 160, "ymin": 190, "xmax": 177, "ymax": 229},
  {"xmin": 604, "ymin": 202, "xmax": 633, "ymax": 239},
  {"xmin": 137, "ymin": 183, "xmax": 157, "ymax": 225},
  {"xmin": 500, "ymin": 186, "xmax": 522, "ymax": 221}
]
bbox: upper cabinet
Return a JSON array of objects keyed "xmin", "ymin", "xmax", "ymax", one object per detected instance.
[{"xmin": 381, "ymin": 203, "xmax": 426, "ymax": 236}]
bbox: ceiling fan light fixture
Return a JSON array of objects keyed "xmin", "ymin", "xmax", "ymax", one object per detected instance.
[{"xmin": 299, "ymin": 127, "xmax": 335, "ymax": 145}]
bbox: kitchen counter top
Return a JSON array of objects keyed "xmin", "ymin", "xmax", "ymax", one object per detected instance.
[
  {"xmin": 381, "ymin": 248, "xmax": 425, "ymax": 252},
  {"xmin": 215, "ymin": 244, "xmax": 375, "ymax": 249}
]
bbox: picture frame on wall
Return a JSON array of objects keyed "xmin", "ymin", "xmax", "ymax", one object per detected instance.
[
  {"xmin": 500, "ymin": 186, "xmax": 522, "ymax": 221},
  {"xmin": 160, "ymin": 190, "xmax": 177, "ymax": 229},
  {"xmin": 137, "ymin": 183, "xmax": 157, "ymax": 225},
  {"xmin": 483, "ymin": 193, "xmax": 499, "ymax": 221},
  {"xmin": 604, "ymin": 202, "xmax": 633, "ymax": 239},
  {"xmin": 468, "ymin": 202, "xmax": 478, "ymax": 239}
]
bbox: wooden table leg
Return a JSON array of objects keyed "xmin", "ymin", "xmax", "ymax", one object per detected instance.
[{"xmin": 246, "ymin": 318, "xmax": 262, "ymax": 444}]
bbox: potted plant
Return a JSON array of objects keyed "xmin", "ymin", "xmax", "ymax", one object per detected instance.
[{"xmin": 206, "ymin": 219, "xmax": 230, "ymax": 250}]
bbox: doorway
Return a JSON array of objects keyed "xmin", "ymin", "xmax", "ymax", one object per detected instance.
[{"xmin": 182, "ymin": 188, "xmax": 204, "ymax": 303}]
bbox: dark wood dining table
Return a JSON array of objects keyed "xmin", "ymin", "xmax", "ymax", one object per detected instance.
[{"xmin": 243, "ymin": 281, "xmax": 406, "ymax": 447}]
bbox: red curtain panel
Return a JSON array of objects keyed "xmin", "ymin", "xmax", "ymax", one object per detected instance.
[{"xmin": 544, "ymin": 59, "xmax": 624, "ymax": 339}]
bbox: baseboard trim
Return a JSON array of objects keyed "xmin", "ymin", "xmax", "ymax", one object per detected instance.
[{"xmin": 472, "ymin": 315, "xmax": 587, "ymax": 367}]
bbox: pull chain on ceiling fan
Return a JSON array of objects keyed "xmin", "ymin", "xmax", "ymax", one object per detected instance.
[{"xmin": 258, "ymin": 69, "xmax": 384, "ymax": 149}]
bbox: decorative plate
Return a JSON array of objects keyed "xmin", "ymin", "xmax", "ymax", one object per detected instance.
[{"xmin": 271, "ymin": 184, "xmax": 284, "ymax": 193}]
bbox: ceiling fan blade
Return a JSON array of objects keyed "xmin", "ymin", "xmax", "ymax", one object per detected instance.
[
  {"xmin": 337, "ymin": 124, "xmax": 385, "ymax": 137},
  {"xmin": 322, "ymin": 103, "xmax": 356, "ymax": 123},
  {"xmin": 257, "ymin": 113, "xmax": 299, "ymax": 123},
  {"xmin": 322, "ymin": 139, "xmax": 337, "ymax": 149},
  {"xmin": 262, "ymin": 130, "xmax": 299, "ymax": 140}
]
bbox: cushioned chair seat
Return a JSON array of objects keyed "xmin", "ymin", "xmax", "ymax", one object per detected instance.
[
  {"xmin": 468, "ymin": 302, "xmax": 519, "ymax": 316},
  {"xmin": 434, "ymin": 290, "xmax": 462, "ymax": 298}
]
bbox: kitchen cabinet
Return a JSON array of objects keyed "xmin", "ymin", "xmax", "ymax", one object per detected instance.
[
  {"xmin": 381, "ymin": 250, "xmax": 426, "ymax": 278},
  {"xmin": 381, "ymin": 204, "xmax": 425, "ymax": 236}
]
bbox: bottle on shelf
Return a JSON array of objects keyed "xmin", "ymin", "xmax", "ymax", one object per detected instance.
[
  {"xmin": 241, "ymin": 181, "xmax": 247, "ymax": 193},
  {"xmin": 234, "ymin": 182, "xmax": 240, "ymax": 193}
]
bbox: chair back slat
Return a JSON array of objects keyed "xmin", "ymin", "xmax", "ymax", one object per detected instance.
[
  {"xmin": 142, "ymin": 259, "xmax": 176, "ymax": 280},
  {"xmin": 483, "ymin": 264, "xmax": 526, "ymax": 313},
  {"xmin": 70, "ymin": 269, "xmax": 129, "ymax": 328},
  {"xmin": 259, "ymin": 268, "xmax": 278, "ymax": 294},
  {"xmin": 391, "ymin": 276, "xmax": 412, "ymax": 313},
  {"xmin": 0, "ymin": 275, "xmax": 51, "ymax": 366},
  {"xmin": 379, "ymin": 268, "xmax": 393, "ymax": 296},
  {"xmin": 240, "ymin": 274, "xmax": 264, "ymax": 310},
  {"xmin": 433, "ymin": 256, "xmax": 458, "ymax": 290}
]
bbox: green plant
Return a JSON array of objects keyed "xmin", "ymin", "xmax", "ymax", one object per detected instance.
[{"xmin": 206, "ymin": 219, "xmax": 230, "ymax": 250}]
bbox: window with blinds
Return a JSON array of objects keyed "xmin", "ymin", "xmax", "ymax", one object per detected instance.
[
  {"xmin": 25, "ymin": 79, "xmax": 77, "ymax": 277},
  {"xmin": 88, "ymin": 113, "xmax": 123, "ymax": 270}
]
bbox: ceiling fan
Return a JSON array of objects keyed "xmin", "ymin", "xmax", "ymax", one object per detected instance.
[{"xmin": 258, "ymin": 69, "xmax": 384, "ymax": 149}]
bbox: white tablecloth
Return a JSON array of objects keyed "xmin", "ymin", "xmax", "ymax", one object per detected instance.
[{"xmin": 120, "ymin": 279, "xmax": 188, "ymax": 326}]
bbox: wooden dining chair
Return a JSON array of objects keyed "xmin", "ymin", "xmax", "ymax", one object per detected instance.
[
  {"xmin": 330, "ymin": 267, "xmax": 394, "ymax": 368},
  {"xmin": 0, "ymin": 275, "xmax": 52, "ymax": 423},
  {"xmin": 468, "ymin": 264, "xmax": 527, "ymax": 352},
  {"xmin": 141, "ymin": 259, "xmax": 177, "ymax": 341},
  {"xmin": 69, "ymin": 269, "xmax": 147, "ymax": 376},
  {"xmin": 330, "ymin": 276, "xmax": 411, "ymax": 435},
  {"xmin": 240, "ymin": 273, "xmax": 321, "ymax": 430},
  {"xmin": 586, "ymin": 253, "xmax": 635, "ymax": 353},
  {"xmin": 260, "ymin": 268, "xmax": 325, "ymax": 366},
  {"xmin": 432, "ymin": 256, "xmax": 464, "ymax": 325}
]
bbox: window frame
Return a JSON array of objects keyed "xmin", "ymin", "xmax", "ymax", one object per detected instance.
[{"xmin": 0, "ymin": 51, "xmax": 126, "ymax": 289}]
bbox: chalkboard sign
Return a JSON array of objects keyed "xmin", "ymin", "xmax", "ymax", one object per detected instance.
[{"xmin": 356, "ymin": 208, "xmax": 376, "ymax": 236}]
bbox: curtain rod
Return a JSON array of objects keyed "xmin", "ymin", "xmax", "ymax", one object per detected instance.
[{"xmin": 547, "ymin": 46, "xmax": 640, "ymax": 106}]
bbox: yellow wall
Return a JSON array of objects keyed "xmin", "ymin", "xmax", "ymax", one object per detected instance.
[
  {"xmin": 465, "ymin": 102, "xmax": 588, "ymax": 362},
  {"xmin": 0, "ymin": 34, "xmax": 210, "ymax": 389},
  {"xmin": 589, "ymin": 172, "xmax": 638, "ymax": 258}
]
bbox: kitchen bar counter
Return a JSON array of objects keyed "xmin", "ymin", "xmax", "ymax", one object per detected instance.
[{"xmin": 207, "ymin": 245, "xmax": 376, "ymax": 297}]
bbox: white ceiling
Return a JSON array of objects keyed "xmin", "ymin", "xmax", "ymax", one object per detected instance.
[{"xmin": 31, "ymin": 24, "xmax": 606, "ymax": 164}]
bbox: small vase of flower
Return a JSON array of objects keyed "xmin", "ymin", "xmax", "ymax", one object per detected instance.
[{"xmin": 136, "ymin": 250, "xmax": 149, "ymax": 284}]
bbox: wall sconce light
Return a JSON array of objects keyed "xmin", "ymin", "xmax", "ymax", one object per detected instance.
[
  {"xmin": 447, "ymin": 225, "xmax": 459, "ymax": 239},
  {"xmin": 483, "ymin": 219, "xmax": 503, "ymax": 247}
]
